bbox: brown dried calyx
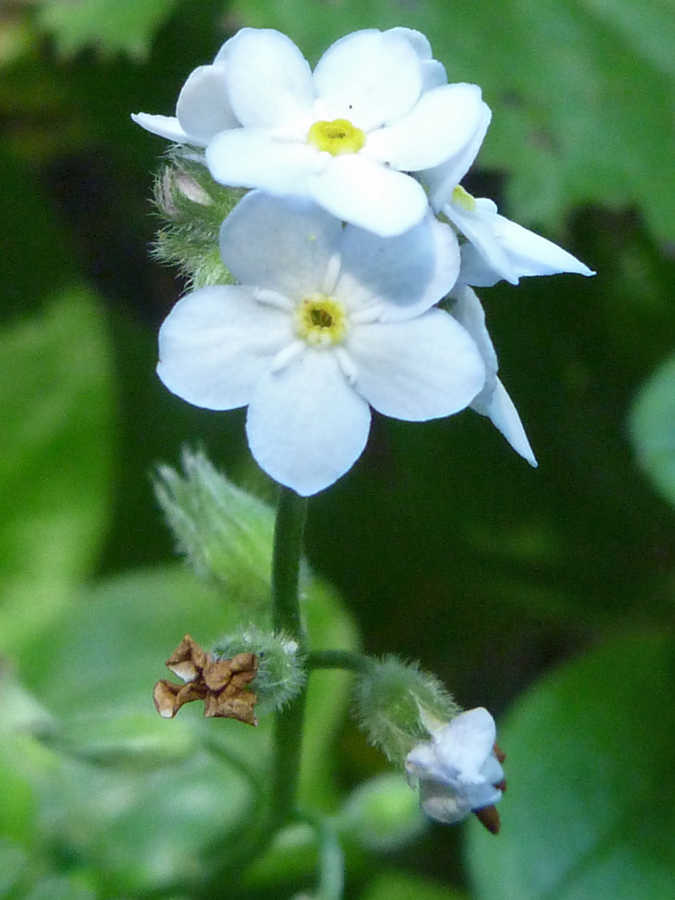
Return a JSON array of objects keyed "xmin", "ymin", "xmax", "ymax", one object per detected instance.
[{"xmin": 153, "ymin": 634, "xmax": 259, "ymax": 726}]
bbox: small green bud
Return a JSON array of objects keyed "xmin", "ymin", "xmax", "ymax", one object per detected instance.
[
  {"xmin": 212, "ymin": 625, "xmax": 306, "ymax": 715},
  {"xmin": 154, "ymin": 449, "xmax": 273, "ymax": 617},
  {"xmin": 353, "ymin": 656, "xmax": 460, "ymax": 766},
  {"xmin": 152, "ymin": 148, "xmax": 245, "ymax": 290},
  {"xmin": 338, "ymin": 773, "xmax": 425, "ymax": 852}
]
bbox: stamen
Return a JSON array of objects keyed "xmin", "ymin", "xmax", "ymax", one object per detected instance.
[
  {"xmin": 335, "ymin": 347, "xmax": 358, "ymax": 384},
  {"xmin": 271, "ymin": 340, "xmax": 305, "ymax": 372},
  {"xmin": 253, "ymin": 288, "xmax": 294, "ymax": 311},
  {"xmin": 308, "ymin": 118, "xmax": 366, "ymax": 156},
  {"xmin": 322, "ymin": 252, "xmax": 342, "ymax": 294},
  {"xmin": 351, "ymin": 304, "xmax": 383, "ymax": 325},
  {"xmin": 452, "ymin": 184, "xmax": 477, "ymax": 212}
]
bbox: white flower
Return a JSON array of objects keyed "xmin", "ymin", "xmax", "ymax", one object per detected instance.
[
  {"xmin": 423, "ymin": 151, "xmax": 594, "ymax": 286},
  {"xmin": 406, "ymin": 707, "xmax": 505, "ymax": 829},
  {"xmin": 132, "ymin": 36, "xmax": 239, "ymax": 144},
  {"xmin": 449, "ymin": 186, "xmax": 595, "ymax": 286},
  {"xmin": 449, "ymin": 285, "xmax": 537, "ymax": 466},
  {"xmin": 203, "ymin": 28, "xmax": 490, "ymax": 237},
  {"xmin": 157, "ymin": 191, "xmax": 486, "ymax": 496}
]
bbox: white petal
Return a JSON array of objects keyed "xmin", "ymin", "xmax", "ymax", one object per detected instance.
[
  {"xmin": 349, "ymin": 309, "xmax": 485, "ymax": 421},
  {"xmin": 206, "ymin": 128, "xmax": 317, "ymax": 195},
  {"xmin": 309, "ymin": 154, "xmax": 429, "ymax": 237},
  {"xmin": 418, "ymin": 781, "xmax": 470, "ymax": 824},
  {"xmin": 457, "ymin": 244, "xmax": 505, "ymax": 288},
  {"xmin": 480, "ymin": 211, "xmax": 595, "ymax": 281},
  {"xmin": 433, "ymin": 708, "xmax": 497, "ymax": 782},
  {"xmin": 367, "ymin": 83, "xmax": 488, "ymax": 172},
  {"xmin": 246, "ymin": 351, "xmax": 371, "ymax": 496},
  {"xmin": 313, "ymin": 30, "xmax": 423, "ymax": 129},
  {"xmin": 449, "ymin": 285, "xmax": 498, "ymax": 397},
  {"xmin": 219, "ymin": 192, "xmax": 341, "ymax": 298},
  {"xmin": 337, "ymin": 216, "xmax": 460, "ymax": 321},
  {"xmin": 175, "ymin": 64, "xmax": 238, "ymax": 142},
  {"xmin": 157, "ymin": 285, "xmax": 291, "ymax": 410},
  {"xmin": 131, "ymin": 113, "xmax": 192, "ymax": 144},
  {"xmin": 422, "ymin": 103, "xmax": 492, "ymax": 210},
  {"xmin": 474, "ymin": 378, "xmax": 538, "ymax": 467},
  {"xmin": 224, "ymin": 28, "xmax": 314, "ymax": 128},
  {"xmin": 447, "ymin": 202, "xmax": 519, "ymax": 284}
]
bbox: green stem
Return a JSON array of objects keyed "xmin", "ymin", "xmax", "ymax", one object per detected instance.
[
  {"xmin": 271, "ymin": 485, "xmax": 308, "ymax": 826},
  {"xmin": 307, "ymin": 649, "xmax": 375, "ymax": 674},
  {"xmin": 298, "ymin": 808, "xmax": 345, "ymax": 900}
]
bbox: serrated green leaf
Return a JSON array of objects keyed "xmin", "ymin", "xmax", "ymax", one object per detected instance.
[
  {"xmin": 629, "ymin": 351, "xmax": 675, "ymax": 509},
  {"xmin": 0, "ymin": 287, "xmax": 114, "ymax": 654},
  {"xmin": 466, "ymin": 633, "xmax": 675, "ymax": 900},
  {"xmin": 37, "ymin": 0, "xmax": 179, "ymax": 59}
]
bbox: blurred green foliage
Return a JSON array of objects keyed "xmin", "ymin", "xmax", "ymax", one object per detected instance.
[{"xmin": 2, "ymin": 1, "xmax": 675, "ymax": 898}]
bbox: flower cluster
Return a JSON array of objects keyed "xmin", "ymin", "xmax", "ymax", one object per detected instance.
[{"xmin": 134, "ymin": 26, "xmax": 593, "ymax": 494}]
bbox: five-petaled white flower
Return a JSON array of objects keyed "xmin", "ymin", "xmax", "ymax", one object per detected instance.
[
  {"xmin": 406, "ymin": 707, "xmax": 506, "ymax": 831},
  {"xmin": 199, "ymin": 27, "xmax": 490, "ymax": 237},
  {"xmin": 157, "ymin": 191, "xmax": 486, "ymax": 495}
]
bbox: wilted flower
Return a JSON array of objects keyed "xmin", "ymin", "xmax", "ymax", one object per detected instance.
[
  {"xmin": 157, "ymin": 191, "xmax": 486, "ymax": 495},
  {"xmin": 153, "ymin": 634, "xmax": 259, "ymax": 725},
  {"xmin": 406, "ymin": 707, "xmax": 506, "ymax": 832}
]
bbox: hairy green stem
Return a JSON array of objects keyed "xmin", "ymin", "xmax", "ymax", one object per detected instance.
[
  {"xmin": 307, "ymin": 649, "xmax": 375, "ymax": 674},
  {"xmin": 271, "ymin": 485, "xmax": 308, "ymax": 825}
]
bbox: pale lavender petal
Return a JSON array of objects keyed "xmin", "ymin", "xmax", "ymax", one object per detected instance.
[
  {"xmin": 219, "ymin": 191, "xmax": 342, "ymax": 298},
  {"xmin": 309, "ymin": 154, "xmax": 428, "ymax": 237},
  {"xmin": 349, "ymin": 309, "xmax": 485, "ymax": 420},
  {"xmin": 246, "ymin": 350, "xmax": 371, "ymax": 496},
  {"xmin": 337, "ymin": 216, "xmax": 459, "ymax": 320},
  {"xmin": 313, "ymin": 29, "xmax": 423, "ymax": 129},
  {"xmin": 157, "ymin": 285, "xmax": 291, "ymax": 410}
]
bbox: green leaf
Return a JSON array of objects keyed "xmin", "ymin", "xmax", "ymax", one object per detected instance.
[
  {"xmin": 629, "ymin": 351, "xmax": 675, "ymax": 510},
  {"xmin": 466, "ymin": 633, "xmax": 675, "ymax": 900},
  {"xmin": 17, "ymin": 559, "xmax": 358, "ymax": 893},
  {"xmin": 232, "ymin": 0, "xmax": 675, "ymax": 243},
  {"xmin": 0, "ymin": 287, "xmax": 114, "ymax": 655},
  {"xmin": 361, "ymin": 871, "xmax": 469, "ymax": 900},
  {"xmin": 36, "ymin": 0, "xmax": 180, "ymax": 58}
]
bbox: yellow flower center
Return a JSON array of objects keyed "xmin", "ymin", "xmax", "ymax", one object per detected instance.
[
  {"xmin": 452, "ymin": 184, "xmax": 477, "ymax": 212},
  {"xmin": 307, "ymin": 118, "xmax": 366, "ymax": 156},
  {"xmin": 294, "ymin": 294, "xmax": 348, "ymax": 347}
]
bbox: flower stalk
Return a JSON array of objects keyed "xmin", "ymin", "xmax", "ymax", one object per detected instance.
[{"xmin": 270, "ymin": 485, "xmax": 308, "ymax": 825}]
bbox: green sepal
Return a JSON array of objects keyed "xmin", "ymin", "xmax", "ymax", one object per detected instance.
[
  {"xmin": 353, "ymin": 656, "xmax": 460, "ymax": 766},
  {"xmin": 212, "ymin": 624, "xmax": 307, "ymax": 716},
  {"xmin": 152, "ymin": 148, "xmax": 245, "ymax": 290}
]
